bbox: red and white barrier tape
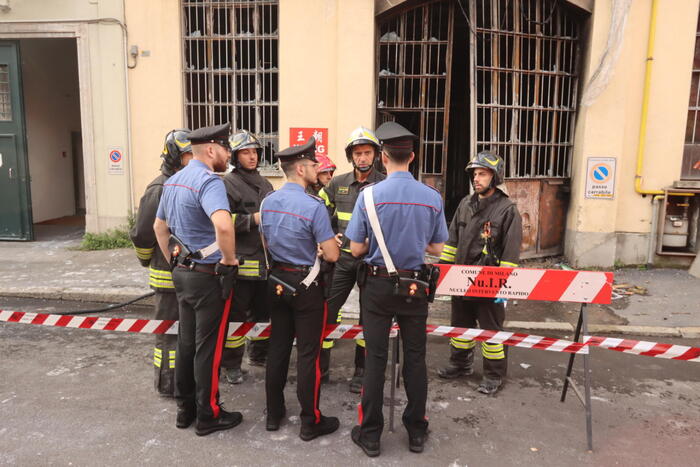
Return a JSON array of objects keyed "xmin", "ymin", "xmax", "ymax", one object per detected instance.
[
  {"xmin": 4, "ymin": 310, "xmax": 699, "ymax": 361},
  {"xmin": 435, "ymin": 264, "xmax": 613, "ymax": 304},
  {"xmin": 584, "ymin": 335, "xmax": 700, "ymax": 362},
  {"xmin": 0, "ymin": 310, "xmax": 586, "ymax": 355}
]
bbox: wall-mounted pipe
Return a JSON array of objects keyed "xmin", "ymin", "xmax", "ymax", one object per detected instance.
[
  {"xmin": 647, "ymin": 194, "xmax": 664, "ymax": 265},
  {"xmin": 634, "ymin": 0, "xmax": 693, "ymax": 198}
]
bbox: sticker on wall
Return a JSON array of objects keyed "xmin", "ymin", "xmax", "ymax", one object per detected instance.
[
  {"xmin": 108, "ymin": 148, "xmax": 124, "ymax": 175},
  {"xmin": 585, "ymin": 157, "xmax": 616, "ymax": 200}
]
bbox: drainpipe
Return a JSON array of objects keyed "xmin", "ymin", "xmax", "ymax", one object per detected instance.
[
  {"xmin": 647, "ymin": 194, "xmax": 664, "ymax": 265},
  {"xmin": 634, "ymin": 0, "xmax": 693, "ymax": 197}
]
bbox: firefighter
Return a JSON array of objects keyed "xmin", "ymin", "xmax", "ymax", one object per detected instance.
[
  {"xmin": 437, "ymin": 151, "xmax": 522, "ymax": 396},
  {"xmin": 153, "ymin": 122, "xmax": 243, "ymax": 436},
  {"xmin": 219, "ymin": 130, "xmax": 273, "ymax": 384},
  {"xmin": 130, "ymin": 129, "xmax": 193, "ymax": 397},
  {"xmin": 318, "ymin": 126, "xmax": 385, "ymax": 392},
  {"xmin": 345, "ymin": 122, "xmax": 448, "ymax": 457},
  {"xmin": 307, "ymin": 154, "xmax": 336, "ymax": 196},
  {"xmin": 260, "ymin": 137, "xmax": 341, "ymax": 441}
]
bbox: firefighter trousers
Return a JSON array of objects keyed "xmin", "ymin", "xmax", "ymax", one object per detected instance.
[
  {"xmin": 220, "ymin": 279, "xmax": 270, "ymax": 369},
  {"xmin": 153, "ymin": 291, "xmax": 178, "ymax": 396},
  {"xmin": 325, "ymin": 251, "xmax": 365, "ymax": 369},
  {"xmin": 357, "ymin": 276, "xmax": 429, "ymax": 443},
  {"xmin": 172, "ymin": 267, "xmax": 231, "ymax": 420},
  {"xmin": 449, "ymin": 297, "xmax": 507, "ymax": 380}
]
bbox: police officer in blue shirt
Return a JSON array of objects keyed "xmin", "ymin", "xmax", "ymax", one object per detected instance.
[
  {"xmin": 260, "ymin": 137, "xmax": 341, "ymax": 441},
  {"xmin": 345, "ymin": 122, "xmax": 448, "ymax": 457},
  {"xmin": 153, "ymin": 122, "xmax": 243, "ymax": 437}
]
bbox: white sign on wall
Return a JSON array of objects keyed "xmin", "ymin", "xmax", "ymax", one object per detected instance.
[
  {"xmin": 108, "ymin": 148, "xmax": 124, "ymax": 175},
  {"xmin": 584, "ymin": 157, "xmax": 616, "ymax": 200}
]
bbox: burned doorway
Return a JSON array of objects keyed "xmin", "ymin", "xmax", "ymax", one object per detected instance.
[
  {"xmin": 376, "ymin": 1, "xmax": 454, "ymax": 194},
  {"xmin": 376, "ymin": 0, "xmax": 586, "ymax": 258}
]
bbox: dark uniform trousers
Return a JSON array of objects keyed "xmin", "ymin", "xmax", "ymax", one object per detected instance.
[
  {"xmin": 220, "ymin": 279, "xmax": 269, "ymax": 368},
  {"xmin": 358, "ymin": 276, "xmax": 429, "ymax": 442},
  {"xmin": 172, "ymin": 267, "xmax": 231, "ymax": 420},
  {"xmin": 326, "ymin": 251, "xmax": 365, "ymax": 367},
  {"xmin": 450, "ymin": 297, "xmax": 507, "ymax": 379},
  {"xmin": 153, "ymin": 291, "xmax": 179, "ymax": 394},
  {"xmin": 265, "ymin": 268, "xmax": 326, "ymax": 427}
]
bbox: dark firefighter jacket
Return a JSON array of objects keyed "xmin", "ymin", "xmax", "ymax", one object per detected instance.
[
  {"xmin": 130, "ymin": 172, "xmax": 174, "ymax": 292},
  {"xmin": 440, "ymin": 189, "xmax": 522, "ymax": 268},
  {"xmin": 318, "ymin": 169, "xmax": 385, "ymax": 252},
  {"xmin": 222, "ymin": 168, "xmax": 273, "ymax": 280}
]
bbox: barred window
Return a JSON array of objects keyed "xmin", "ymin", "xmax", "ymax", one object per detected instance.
[
  {"xmin": 473, "ymin": 0, "xmax": 581, "ymax": 178},
  {"xmin": 182, "ymin": 0, "xmax": 279, "ymax": 167},
  {"xmin": 376, "ymin": 1, "xmax": 454, "ymax": 179}
]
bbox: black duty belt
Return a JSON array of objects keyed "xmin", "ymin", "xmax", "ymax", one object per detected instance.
[
  {"xmin": 272, "ymin": 262, "xmax": 313, "ymax": 274},
  {"xmin": 367, "ymin": 265, "xmax": 423, "ymax": 279},
  {"xmin": 177, "ymin": 262, "xmax": 217, "ymax": 275}
]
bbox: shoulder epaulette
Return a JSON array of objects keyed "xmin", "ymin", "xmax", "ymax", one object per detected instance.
[
  {"xmin": 358, "ymin": 182, "xmax": 377, "ymax": 192},
  {"xmin": 306, "ymin": 193, "xmax": 323, "ymax": 202}
]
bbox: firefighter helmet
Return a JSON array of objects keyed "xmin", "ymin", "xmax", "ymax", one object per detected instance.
[
  {"xmin": 465, "ymin": 151, "xmax": 505, "ymax": 187},
  {"xmin": 344, "ymin": 126, "xmax": 381, "ymax": 163},
  {"xmin": 316, "ymin": 155, "xmax": 336, "ymax": 174},
  {"xmin": 229, "ymin": 130, "xmax": 263, "ymax": 168},
  {"xmin": 161, "ymin": 129, "xmax": 192, "ymax": 172}
]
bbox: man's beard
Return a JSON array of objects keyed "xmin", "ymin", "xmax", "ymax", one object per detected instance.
[{"xmin": 213, "ymin": 160, "xmax": 229, "ymax": 172}]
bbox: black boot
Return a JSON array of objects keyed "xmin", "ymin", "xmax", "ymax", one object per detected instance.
[
  {"xmin": 176, "ymin": 403, "xmax": 196, "ymax": 429},
  {"xmin": 319, "ymin": 347, "xmax": 331, "ymax": 383},
  {"xmin": 437, "ymin": 346, "xmax": 474, "ymax": 379},
  {"xmin": 299, "ymin": 415, "xmax": 340, "ymax": 441},
  {"xmin": 195, "ymin": 408, "xmax": 243, "ymax": 436}
]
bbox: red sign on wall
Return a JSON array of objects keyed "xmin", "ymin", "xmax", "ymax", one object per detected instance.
[{"xmin": 289, "ymin": 128, "xmax": 328, "ymax": 159}]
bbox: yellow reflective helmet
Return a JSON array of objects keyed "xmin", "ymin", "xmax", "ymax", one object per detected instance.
[
  {"xmin": 161, "ymin": 129, "xmax": 192, "ymax": 172},
  {"xmin": 465, "ymin": 151, "xmax": 505, "ymax": 186},
  {"xmin": 344, "ymin": 126, "xmax": 380, "ymax": 162}
]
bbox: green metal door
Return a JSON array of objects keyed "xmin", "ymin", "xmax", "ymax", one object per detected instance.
[{"xmin": 0, "ymin": 41, "xmax": 32, "ymax": 240}]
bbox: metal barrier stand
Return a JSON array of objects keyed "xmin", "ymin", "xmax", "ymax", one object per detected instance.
[
  {"xmin": 560, "ymin": 302, "xmax": 593, "ymax": 451},
  {"xmin": 389, "ymin": 324, "xmax": 400, "ymax": 433}
]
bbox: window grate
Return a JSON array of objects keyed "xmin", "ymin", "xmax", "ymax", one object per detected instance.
[
  {"xmin": 472, "ymin": 0, "xmax": 581, "ymax": 179},
  {"xmin": 182, "ymin": 0, "xmax": 279, "ymax": 166},
  {"xmin": 376, "ymin": 1, "xmax": 454, "ymax": 177}
]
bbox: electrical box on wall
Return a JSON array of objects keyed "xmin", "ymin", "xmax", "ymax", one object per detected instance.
[{"xmin": 657, "ymin": 190, "xmax": 700, "ymax": 257}]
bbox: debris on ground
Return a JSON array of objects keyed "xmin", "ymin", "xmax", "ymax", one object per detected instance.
[{"xmin": 612, "ymin": 283, "xmax": 648, "ymax": 296}]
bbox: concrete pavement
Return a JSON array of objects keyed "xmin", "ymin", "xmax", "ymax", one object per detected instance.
[
  {"xmin": 1, "ymin": 224, "xmax": 699, "ymax": 337},
  {"xmin": 2, "ymin": 299, "xmax": 699, "ymax": 466}
]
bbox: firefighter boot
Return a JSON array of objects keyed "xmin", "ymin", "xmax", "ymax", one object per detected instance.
[
  {"xmin": 437, "ymin": 347, "xmax": 475, "ymax": 379},
  {"xmin": 222, "ymin": 367, "xmax": 248, "ymax": 384},
  {"xmin": 349, "ymin": 343, "xmax": 365, "ymax": 393},
  {"xmin": 319, "ymin": 348, "xmax": 331, "ymax": 384},
  {"xmin": 248, "ymin": 338, "xmax": 268, "ymax": 367},
  {"xmin": 349, "ymin": 367, "xmax": 364, "ymax": 394},
  {"xmin": 476, "ymin": 378, "xmax": 503, "ymax": 396}
]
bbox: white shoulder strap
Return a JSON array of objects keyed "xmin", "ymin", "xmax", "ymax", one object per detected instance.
[
  {"xmin": 260, "ymin": 195, "xmax": 320, "ymax": 288},
  {"xmin": 364, "ymin": 186, "xmax": 396, "ymax": 274},
  {"xmin": 258, "ymin": 197, "xmax": 270, "ymax": 271}
]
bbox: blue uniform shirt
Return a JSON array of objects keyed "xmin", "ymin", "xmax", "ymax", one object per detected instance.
[
  {"xmin": 344, "ymin": 171, "xmax": 449, "ymax": 271},
  {"xmin": 260, "ymin": 183, "xmax": 335, "ymax": 266},
  {"xmin": 156, "ymin": 159, "xmax": 230, "ymax": 264}
]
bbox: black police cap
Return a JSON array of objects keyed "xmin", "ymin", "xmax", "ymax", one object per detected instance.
[
  {"xmin": 189, "ymin": 122, "xmax": 231, "ymax": 145},
  {"xmin": 275, "ymin": 136, "xmax": 318, "ymax": 163},
  {"xmin": 375, "ymin": 121, "xmax": 418, "ymax": 151}
]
